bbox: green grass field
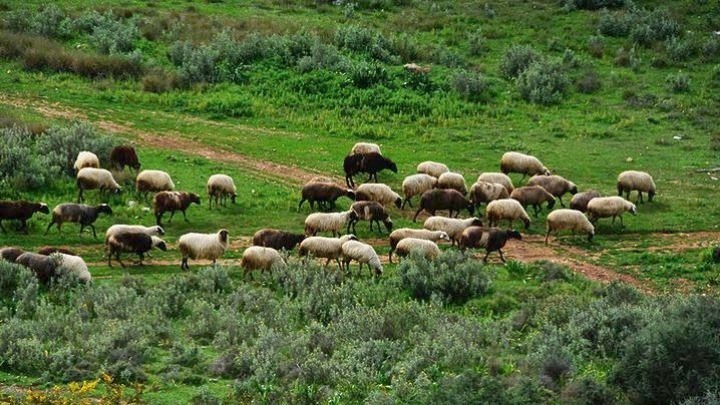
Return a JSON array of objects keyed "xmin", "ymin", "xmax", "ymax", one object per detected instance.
[{"xmin": 1, "ymin": 0, "xmax": 720, "ymax": 403}]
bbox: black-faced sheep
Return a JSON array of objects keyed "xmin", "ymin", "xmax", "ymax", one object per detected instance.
[
  {"xmin": 110, "ymin": 145, "xmax": 141, "ymax": 172},
  {"xmin": 388, "ymin": 228, "xmax": 450, "ymax": 263},
  {"xmin": 545, "ymin": 209, "xmax": 595, "ymax": 244},
  {"xmin": 485, "ymin": 199, "xmax": 531, "ymax": 230},
  {"xmin": 570, "ymin": 190, "xmax": 601, "ymax": 213},
  {"xmin": 241, "ymin": 246, "xmax": 285, "ymax": 277},
  {"xmin": 299, "ymin": 234, "xmax": 357, "ymax": 269},
  {"xmin": 76, "ymin": 168, "xmax": 122, "ymax": 203},
  {"xmin": 348, "ymin": 201, "xmax": 393, "ymax": 234},
  {"xmin": 401, "ymin": 173, "xmax": 437, "ymax": 209},
  {"xmin": 344, "ymin": 153, "xmax": 398, "ymax": 187},
  {"xmin": 617, "ymin": 170, "xmax": 656, "ymax": 203},
  {"xmin": 586, "ymin": 196, "xmax": 637, "ymax": 228},
  {"xmin": 459, "ymin": 227, "xmax": 522, "ymax": 263},
  {"xmin": 15, "ymin": 252, "xmax": 59, "ymax": 284},
  {"xmin": 343, "ymin": 154, "xmax": 365, "ymax": 188},
  {"xmin": 136, "ymin": 170, "xmax": 175, "ymax": 201},
  {"xmin": 511, "ymin": 186, "xmax": 556, "ymax": 217},
  {"xmin": 252, "ymin": 229, "xmax": 305, "ymax": 251},
  {"xmin": 412, "ymin": 189, "xmax": 475, "ymax": 222},
  {"xmin": 73, "ymin": 151, "xmax": 100, "ymax": 172},
  {"xmin": 500, "ymin": 152, "xmax": 550, "ymax": 179},
  {"xmin": 457, "ymin": 226, "xmax": 493, "ymax": 251},
  {"xmin": 304, "ymin": 210, "xmax": 358, "ymax": 237},
  {"xmin": 341, "ymin": 240, "xmax": 383, "ymax": 276},
  {"xmin": 178, "ymin": 229, "xmax": 229, "ymax": 270},
  {"xmin": 207, "ymin": 174, "xmax": 238, "ymax": 209},
  {"xmin": 417, "ymin": 161, "xmax": 449, "ymax": 178},
  {"xmin": 0, "ymin": 200, "xmax": 50, "ymax": 233},
  {"xmin": 45, "ymin": 203, "xmax": 113, "ymax": 239},
  {"xmin": 299, "ymin": 183, "xmax": 355, "ymax": 211},
  {"xmin": 469, "ymin": 181, "xmax": 510, "ymax": 211},
  {"xmin": 0, "ymin": 247, "xmax": 25, "ymax": 263},
  {"xmin": 355, "ymin": 183, "xmax": 402, "ymax": 209},
  {"xmin": 106, "ymin": 232, "xmax": 168, "ymax": 267},
  {"xmin": 437, "ymin": 172, "xmax": 468, "ymax": 195},
  {"xmin": 153, "ymin": 191, "xmax": 201, "ymax": 226},
  {"xmin": 526, "ymin": 175, "xmax": 578, "ymax": 207}
]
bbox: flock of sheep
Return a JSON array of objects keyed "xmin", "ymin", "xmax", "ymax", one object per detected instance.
[{"xmin": 0, "ymin": 140, "xmax": 657, "ymax": 284}]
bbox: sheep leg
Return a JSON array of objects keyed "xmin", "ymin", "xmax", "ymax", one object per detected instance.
[
  {"xmin": 182, "ymin": 210, "xmax": 190, "ymax": 223},
  {"xmin": 369, "ymin": 220, "xmax": 374, "ymax": 232},
  {"xmin": 79, "ymin": 224, "xmax": 85, "ymax": 236},
  {"xmin": 168, "ymin": 211, "xmax": 175, "ymax": 223},
  {"xmin": 498, "ymin": 249, "xmax": 506, "ymax": 263},
  {"xmin": 137, "ymin": 252, "xmax": 145, "ymax": 266},
  {"xmin": 0, "ymin": 221, "xmax": 5, "ymax": 233},
  {"xmin": 19, "ymin": 219, "xmax": 29, "ymax": 234},
  {"xmin": 77, "ymin": 188, "xmax": 84, "ymax": 203},
  {"xmin": 345, "ymin": 175, "xmax": 353, "ymax": 189},
  {"xmin": 412, "ymin": 208, "xmax": 423, "ymax": 222},
  {"xmin": 335, "ymin": 258, "xmax": 343, "ymax": 271},
  {"xmin": 116, "ymin": 252, "xmax": 126, "ymax": 268},
  {"xmin": 180, "ymin": 257, "xmax": 188, "ymax": 271},
  {"xmin": 558, "ymin": 196, "xmax": 566, "ymax": 208},
  {"xmin": 90, "ymin": 224, "xmax": 98, "ymax": 240},
  {"xmin": 107, "ymin": 251, "xmax": 113, "ymax": 267},
  {"xmin": 388, "ymin": 249, "xmax": 394, "ymax": 263},
  {"xmin": 323, "ymin": 258, "xmax": 331, "ymax": 268},
  {"xmin": 298, "ymin": 198, "xmax": 306, "ymax": 210},
  {"xmin": 483, "ymin": 251, "xmax": 490, "ymax": 262},
  {"xmin": 545, "ymin": 229, "xmax": 551, "ymax": 245},
  {"xmin": 611, "ymin": 215, "xmax": 616, "ymax": 225},
  {"xmin": 638, "ymin": 192, "xmax": 644, "ymax": 204},
  {"xmin": 155, "ymin": 213, "xmax": 163, "ymax": 226},
  {"xmin": 619, "ymin": 215, "xmax": 625, "ymax": 228}
]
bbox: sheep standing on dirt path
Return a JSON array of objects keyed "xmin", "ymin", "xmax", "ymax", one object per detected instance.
[
  {"xmin": 178, "ymin": 229, "xmax": 230, "ymax": 270},
  {"xmin": 545, "ymin": 209, "xmax": 595, "ymax": 244}
]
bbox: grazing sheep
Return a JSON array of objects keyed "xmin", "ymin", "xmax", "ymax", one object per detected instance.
[
  {"xmin": 37, "ymin": 247, "xmax": 76, "ymax": 256},
  {"xmin": 394, "ymin": 238, "xmax": 441, "ymax": 261},
  {"xmin": 527, "ymin": 175, "xmax": 578, "ymax": 207},
  {"xmin": 412, "ymin": 189, "xmax": 475, "ymax": 222},
  {"xmin": 45, "ymin": 203, "xmax": 113, "ymax": 239},
  {"xmin": 462, "ymin": 228, "xmax": 522, "ymax": 263},
  {"xmin": 423, "ymin": 216, "xmax": 484, "ymax": 246},
  {"xmin": 388, "ymin": 228, "xmax": 450, "ymax": 263},
  {"xmin": 500, "ymin": 152, "xmax": 550, "ymax": 179},
  {"xmin": 617, "ymin": 170, "xmax": 656, "ymax": 203},
  {"xmin": 76, "ymin": 168, "xmax": 122, "ymax": 203},
  {"xmin": 178, "ymin": 229, "xmax": 230, "ymax": 270},
  {"xmin": 355, "ymin": 183, "xmax": 402, "ymax": 209},
  {"xmin": 15, "ymin": 252, "xmax": 58, "ymax": 284},
  {"xmin": 350, "ymin": 142, "xmax": 382, "ymax": 155},
  {"xmin": 545, "ymin": 209, "xmax": 595, "ymax": 244},
  {"xmin": 299, "ymin": 234, "xmax": 357, "ymax": 269},
  {"xmin": 347, "ymin": 201, "xmax": 393, "ymax": 234},
  {"xmin": 136, "ymin": 170, "xmax": 175, "ymax": 200},
  {"xmin": 485, "ymin": 199, "xmax": 531, "ymax": 229},
  {"xmin": 417, "ymin": 161, "xmax": 449, "ymax": 178},
  {"xmin": 401, "ymin": 173, "xmax": 437, "ymax": 209},
  {"xmin": 107, "ymin": 232, "xmax": 168, "ymax": 267},
  {"xmin": 511, "ymin": 186, "xmax": 556, "ymax": 217},
  {"xmin": 105, "ymin": 224, "xmax": 165, "ymax": 240},
  {"xmin": 0, "ymin": 247, "xmax": 25, "ymax": 263},
  {"xmin": 344, "ymin": 153, "xmax": 398, "ymax": 187},
  {"xmin": 437, "ymin": 172, "xmax": 468, "ymax": 195},
  {"xmin": 586, "ymin": 196, "xmax": 637, "ymax": 227},
  {"xmin": 56, "ymin": 253, "xmax": 91, "ymax": 282},
  {"xmin": 304, "ymin": 210, "xmax": 359, "ymax": 237},
  {"xmin": 153, "ymin": 191, "xmax": 201, "ymax": 226},
  {"xmin": 252, "ymin": 229, "xmax": 305, "ymax": 251},
  {"xmin": 477, "ymin": 172, "xmax": 515, "ymax": 193},
  {"xmin": 110, "ymin": 145, "xmax": 141, "ymax": 172},
  {"xmin": 341, "ymin": 240, "xmax": 383, "ymax": 276},
  {"xmin": 0, "ymin": 200, "xmax": 50, "ymax": 233},
  {"xmin": 570, "ymin": 190, "xmax": 601, "ymax": 213},
  {"xmin": 299, "ymin": 183, "xmax": 355, "ymax": 211},
  {"xmin": 241, "ymin": 246, "xmax": 285, "ymax": 276},
  {"xmin": 73, "ymin": 151, "xmax": 100, "ymax": 171},
  {"xmin": 207, "ymin": 174, "xmax": 238, "ymax": 209},
  {"xmin": 469, "ymin": 181, "xmax": 510, "ymax": 211}
]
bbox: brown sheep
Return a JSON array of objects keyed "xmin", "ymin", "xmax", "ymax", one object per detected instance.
[
  {"xmin": 412, "ymin": 189, "xmax": 475, "ymax": 222},
  {"xmin": 511, "ymin": 186, "xmax": 556, "ymax": 217},
  {"xmin": 45, "ymin": 203, "xmax": 113, "ymax": 240},
  {"xmin": 37, "ymin": 247, "xmax": 77, "ymax": 256},
  {"xmin": 347, "ymin": 201, "xmax": 393, "ymax": 234},
  {"xmin": 153, "ymin": 191, "xmax": 201, "ymax": 226},
  {"xmin": 298, "ymin": 183, "xmax": 356, "ymax": 211},
  {"xmin": 110, "ymin": 145, "xmax": 141, "ymax": 172},
  {"xmin": 107, "ymin": 232, "xmax": 167, "ymax": 267},
  {"xmin": 570, "ymin": 190, "xmax": 601, "ymax": 213},
  {"xmin": 252, "ymin": 229, "xmax": 305, "ymax": 251},
  {"xmin": 526, "ymin": 175, "xmax": 578, "ymax": 207},
  {"xmin": 0, "ymin": 200, "xmax": 50, "ymax": 233},
  {"xmin": 0, "ymin": 247, "xmax": 25, "ymax": 263},
  {"xmin": 459, "ymin": 227, "xmax": 522, "ymax": 263},
  {"xmin": 15, "ymin": 252, "xmax": 59, "ymax": 284}
]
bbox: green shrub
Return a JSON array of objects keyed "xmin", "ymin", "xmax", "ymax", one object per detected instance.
[
  {"xmin": 564, "ymin": 0, "xmax": 624, "ymax": 10},
  {"xmin": 37, "ymin": 121, "xmax": 117, "ymax": 176},
  {"xmin": 574, "ymin": 69, "xmax": 602, "ymax": 94},
  {"xmin": 347, "ymin": 61, "xmax": 389, "ymax": 88},
  {"xmin": 396, "ymin": 251, "xmax": 493, "ymax": 305},
  {"xmin": 500, "ymin": 45, "xmax": 540, "ymax": 79},
  {"xmin": 665, "ymin": 36, "xmax": 695, "ymax": 62},
  {"xmin": 587, "ymin": 35, "xmax": 605, "ymax": 58},
  {"xmin": 666, "ymin": 72, "xmax": 690, "ymax": 93},
  {"xmin": 702, "ymin": 36, "xmax": 720, "ymax": 62},
  {"xmin": 598, "ymin": 9, "xmax": 631, "ymax": 37},
  {"xmin": 142, "ymin": 69, "xmax": 183, "ymax": 93},
  {"xmin": 89, "ymin": 14, "xmax": 140, "ymax": 54},
  {"xmin": 516, "ymin": 60, "xmax": 570, "ymax": 105},
  {"xmin": 452, "ymin": 70, "xmax": 492, "ymax": 102},
  {"xmin": 467, "ymin": 29, "xmax": 488, "ymax": 56},
  {"xmin": 561, "ymin": 377, "xmax": 617, "ymax": 404}
]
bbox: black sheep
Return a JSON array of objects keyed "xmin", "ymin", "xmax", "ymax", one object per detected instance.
[
  {"xmin": 343, "ymin": 153, "xmax": 398, "ymax": 188},
  {"xmin": 15, "ymin": 252, "xmax": 59, "ymax": 284},
  {"xmin": 252, "ymin": 229, "xmax": 305, "ymax": 251},
  {"xmin": 45, "ymin": 203, "xmax": 113, "ymax": 239},
  {"xmin": 0, "ymin": 200, "xmax": 50, "ymax": 233},
  {"xmin": 413, "ymin": 189, "xmax": 475, "ymax": 222},
  {"xmin": 482, "ymin": 229, "xmax": 522, "ymax": 263},
  {"xmin": 298, "ymin": 183, "xmax": 355, "ymax": 211},
  {"xmin": 110, "ymin": 145, "xmax": 141, "ymax": 172},
  {"xmin": 106, "ymin": 232, "xmax": 167, "ymax": 267}
]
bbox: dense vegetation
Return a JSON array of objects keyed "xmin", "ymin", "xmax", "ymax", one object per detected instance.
[{"xmin": 1, "ymin": 0, "xmax": 720, "ymax": 402}]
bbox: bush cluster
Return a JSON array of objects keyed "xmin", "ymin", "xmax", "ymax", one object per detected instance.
[
  {"xmin": 452, "ymin": 70, "xmax": 492, "ymax": 102},
  {"xmin": 666, "ymin": 72, "xmax": 690, "ymax": 93},
  {"xmin": 500, "ymin": 45, "xmax": 540, "ymax": 79},
  {"xmin": 516, "ymin": 60, "xmax": 570, "ymax": 105},
  {"xmin": 598, "ymin": 6, "xmax": 680, "ymax": 47}
]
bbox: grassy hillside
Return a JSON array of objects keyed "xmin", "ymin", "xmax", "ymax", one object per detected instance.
[{"xmin": 1, "ymin": 0, "xmax": 720, "ymax": 403}]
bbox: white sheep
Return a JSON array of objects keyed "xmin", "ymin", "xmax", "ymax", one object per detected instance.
[
  {"xmin": 526, "ymin": 175, "xmax": 578, "ymax": 207},
  {"xmin": 500, "ymin": 152, "xmax": 550, "ymax": 179},
  {"xmin": 437, "ymin": 172, "xmax": 468, "ymax": 195},
  {"xmin": 304, "ymin": 210, "xmax": 358, "ymax": 237},
  {"xmin": 477, "ymin": 172, "xmax": 515, "ymax": 193},
  {"xmin": 417, "ymin": 161, "xmax": 449, "ymax": 178},
  {"xmin": 76, "ymin": 168, "xmax": 122, "ymax": 203},
  {"xmin": 388, "ymin": 228, "xmax": 450, "ymax": 263},
  {"xmin": 350, "ymin": 142, "xmax": 382, "ymax": 155},
  {"xmin": 178, "ymin": 229, "xmax": 229, "ymax": 270},
  {"xmin": 136, "ymin": 170, "xmax": 175, "ymax": 200},
  {"xmin": 485, "ymin": 199, "xmax": 531, "ymax": 229},
  {"xmin": 394, "ymin": 238, "xmax": 441, "ymax": 261},
  {"xmin": 469, "ymin": 181, "xmax": 509, "ymax": 210},
  {"xmin": 55, "ymin": 253, "xmax": 92, "ymax": 282},
  {"xmin": 355, "ymin": 183, "xmax": 402, "ymax": 209},
  {"xmin": 298, "ymin": 234, "xmax": 357, "ymax": 269},
  {"xmin": 617, "ymin": 170, "xmax": 656, "ymax": 203},
  {"xmin": 241, "ymin": 246, "xmax": 285, "ymax": 277},
  {"xmin": 73, "ymin": 151, "xmax": 100, "ymax": 171},
  {"xmin": 401, "ymin": 174, "xmax": 437, "ymax": 209},
  {"xmin": 341, "ymin": 240, "xmax": 383, "ymax": 276},
  {"xmin": 545, "ymin": 209, "xmax": 595, "ymax": 244},
  {"xmin": 586, "ymin": 196, "xmax": 637, "ymax": 228},
  {"xmin": 207, "ymin": 174, "xmax": 237, "ymax": 209},
  {"xmin": 423, "ymin": 216, "xmax": 484, "ymax": 245}
]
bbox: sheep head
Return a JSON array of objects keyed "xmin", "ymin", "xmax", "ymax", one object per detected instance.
[
  {"xmin": 393, "ymin": 197, "xmax": 402, "ymax": 209},
  {"xmin": 38, "ymin": 203, "xmax": 50, "ymax": 215},
  {"xmin": 218, "ymin": 229, "xmax": 230, "ymax": 243},
  {"xmin": 648, "ymin": 190, "xmax": 655, "ymax": 202},
  {"xmin": 507, "ymin": 230, "xmax": 523, "ymax": 240},
  {"xmin": 383, "ymin": 219, "xmax": 393, "ymax": 233},
  {"xmin": 98, "ymin": 204, "xmax": 113, "ymax": 215}
]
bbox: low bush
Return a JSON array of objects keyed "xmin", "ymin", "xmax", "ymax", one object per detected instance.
[
  {"xmin": 574, "ymin": 69, "xmax": 602, "ymax": 94},
  {"xmin": 347, "ymin": 60, "xmax": 389, "ymax": 88},
  {"xmin": 599, "ymin": 6, "xmax": 680, "ymax": 46},
  {"xmin": 500, "ymin": 45, "xmax": 540, "ymax": 79},
  {"xmin": 516, "ymin": 60, "xmax": 570, "ymax": 105},
  {"xmin": 665, "ymin": 36, "xmax": 695, "ymax": 62},
  {"xmin": 587, "ymin": 35, "xmax": 605, "ymax": 58},
  {"xmin": 89, "ymin": 14, "xmax": 140, "ymax": 55},
  {"xmin": 666, "ymin": 72, "xmax": 690, "ymax": 93},
  {"xmin": 467, "ymin": 29, "xmax": 488, "ymax": 56},
  {"xmin": 452, "ymin": 70, "xmax": 492, "ymax": 102}
]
